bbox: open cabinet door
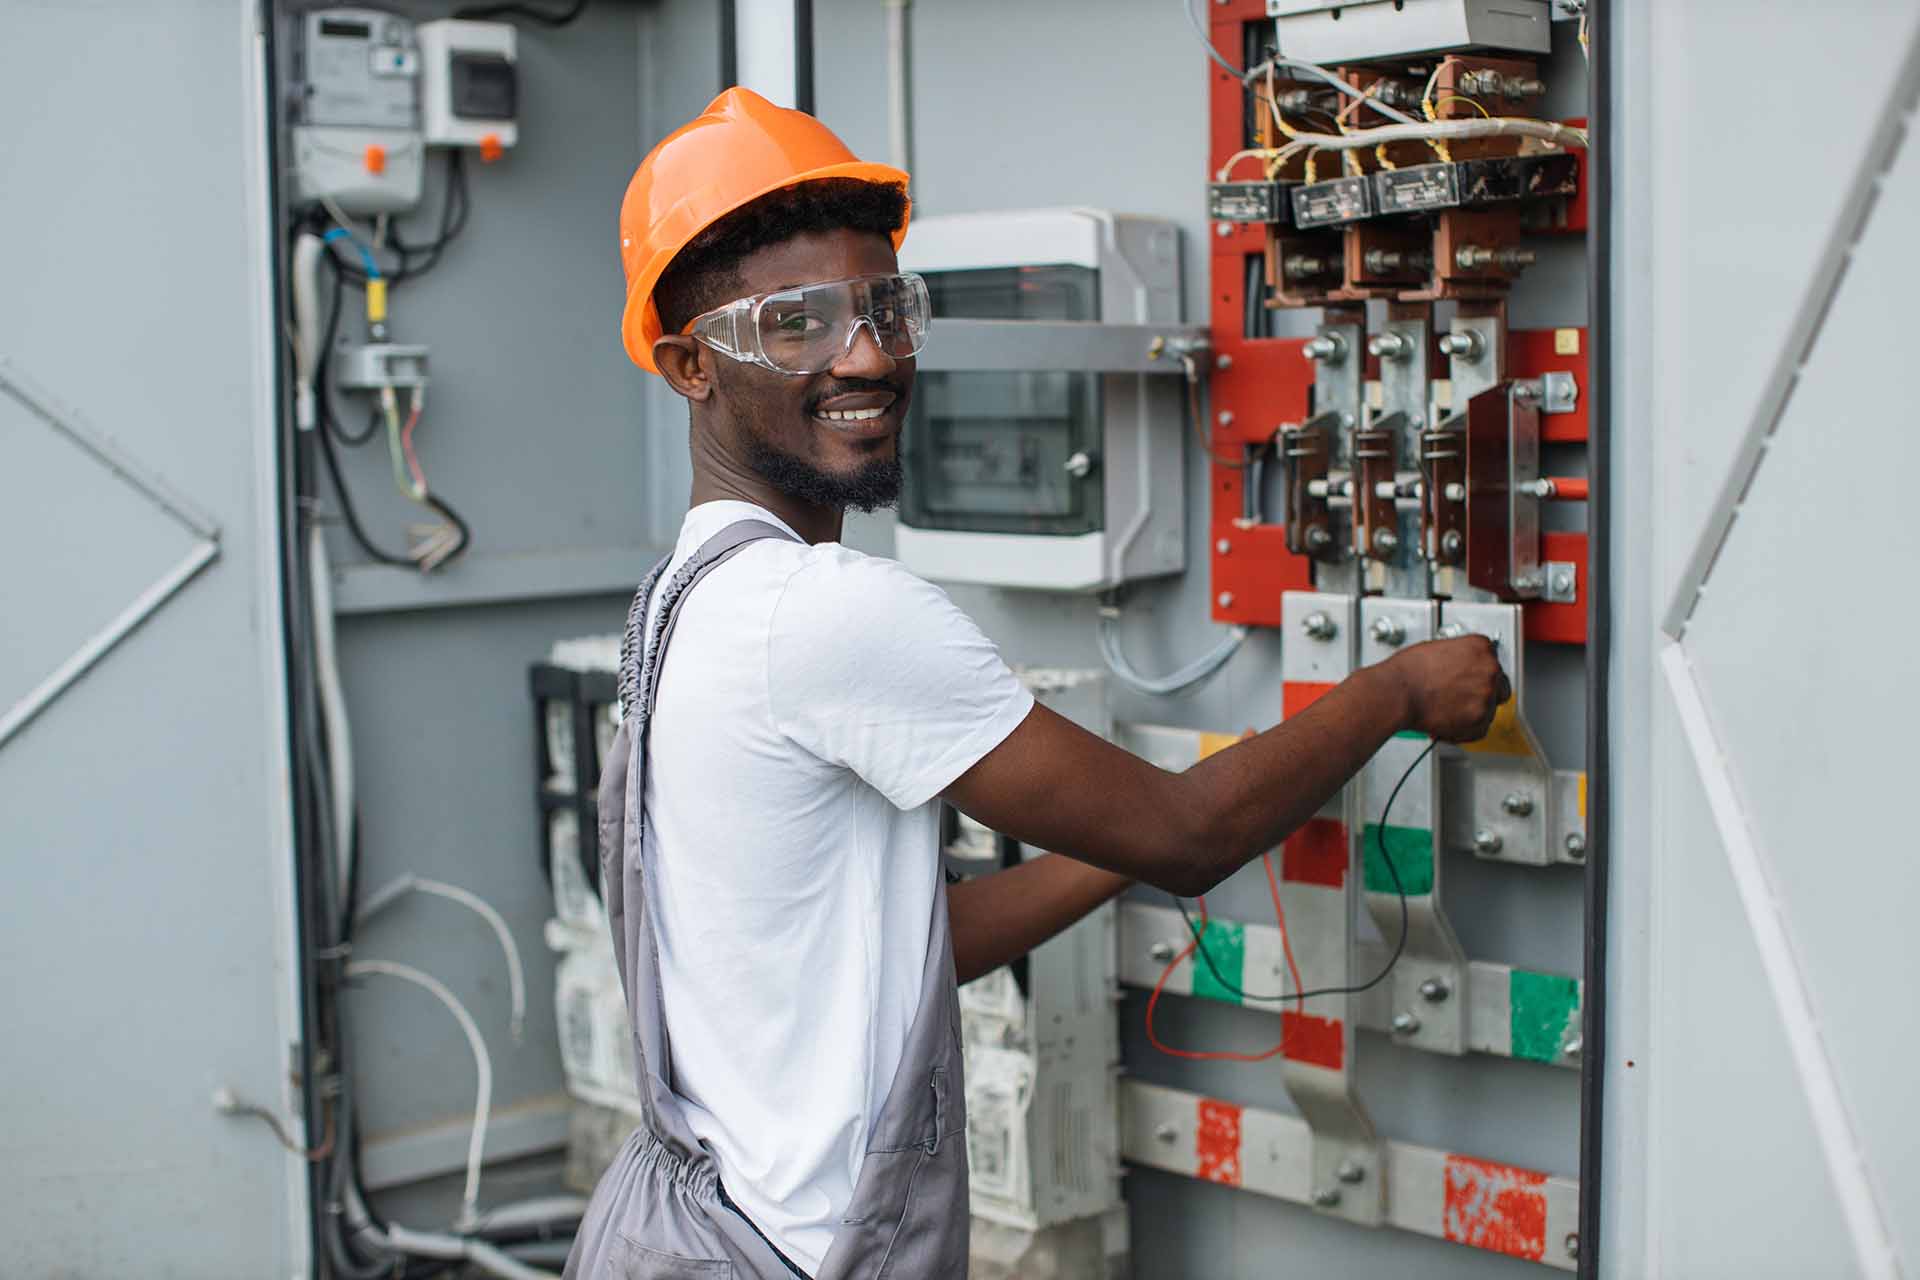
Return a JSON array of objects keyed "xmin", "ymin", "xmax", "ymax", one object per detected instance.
[{"xmin": 0, "ymin": 2, "xmax": 307, "ymax": 1274}]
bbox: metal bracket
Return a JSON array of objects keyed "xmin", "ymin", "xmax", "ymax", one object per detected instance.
[
  {"xmin": 1438, "ymin": 601, "xmax": 1564, "ymax": 868},
  {"xmin": 1357, "ymin": 597, "xmax": 1469, "ymax": 1054},
  {"xmin": 916, "ymin": 319, "xmax": 1211, "ymax": 374},
  {"xmin": 1539, "ymin": 370, "xmax": 1578, "ymax": 415},
  {"xmin": 1542, "ymin": 559, "xmax": 1578, "ymax": 604}
]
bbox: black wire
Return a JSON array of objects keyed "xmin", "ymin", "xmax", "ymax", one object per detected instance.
[
  {"xmin": 314, "ymin": 265, "xmax": 381, "ymax": 447},
  {"xmin": 314, "ymin": 408, "xmax": 416, "ymax": 568},
  {"xmin": 1177, "ymin": 741, "xmax": 1436, "ymax": 1004},
  {"xmin": 453, "ymin": 0, "xmax": 588, "ymax": 26}
]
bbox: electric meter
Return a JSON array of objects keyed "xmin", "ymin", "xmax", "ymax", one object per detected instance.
[{"xmin": 289, "ymin": 8, "xmax": 425, "ymax": 214}]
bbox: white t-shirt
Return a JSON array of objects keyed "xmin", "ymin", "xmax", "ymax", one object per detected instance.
[{"xmin": 639, "ymin": 500, "xmax": 1034, "ymax": 1273}]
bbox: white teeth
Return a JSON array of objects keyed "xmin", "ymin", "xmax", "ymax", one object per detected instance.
[{"xmin": 818, "ymin": 406, "xmax": 888, "ymax": 422}]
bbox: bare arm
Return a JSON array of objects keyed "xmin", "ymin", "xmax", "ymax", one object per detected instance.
[
  {"xmin": 947, "ymin": 854, "xmax": 1132, "ymax": 984},
  {"xmin": 943, "ymin": 637, "xmax": 1505, "ymax": 898}
]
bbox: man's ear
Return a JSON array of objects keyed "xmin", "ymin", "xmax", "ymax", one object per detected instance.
[{"xmin": 654, "ymin": 336, "xmax": 713, "ymax": 401}]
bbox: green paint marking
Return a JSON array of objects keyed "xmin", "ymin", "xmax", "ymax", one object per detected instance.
[
  {"xmin": 1362, "ymin": 824, "xmax": 1434, "ymax": 896},
  {"xmin": 1393, "ymin": 730, "xmax": 1430, "ymax": 741},
  {"xmin": 1510, "ymin": 969, "xmax": 1580, "ymax": 1062},
  {"xmin": 1190, "ymin": 919, "xmax": 1246, "ymax": 1004}
]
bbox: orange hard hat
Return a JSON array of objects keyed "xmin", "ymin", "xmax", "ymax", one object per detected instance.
[{"xmin": 618, "ymin": 87, "xmax": 911, "ymax": 373}]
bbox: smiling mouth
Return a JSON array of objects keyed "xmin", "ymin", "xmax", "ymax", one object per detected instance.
[{"xmin": 816, "ymin": 406, "xmax": 890, "ymax": 424}]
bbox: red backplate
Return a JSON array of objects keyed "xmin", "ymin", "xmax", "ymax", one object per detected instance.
[
  {"xmin": 1508, "ymin": 326, "xmax": 1589, "ymax": 444},
  {"xmin": 1523, "ymin": 531, "xmax": 1587, "ymax": 645},
  {"xmin": 1208, "ymin": 1, "xmax": 1314, "ymax": 628}
]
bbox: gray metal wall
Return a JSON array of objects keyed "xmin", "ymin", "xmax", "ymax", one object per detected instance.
[{"xmin": 1, "ymin": 3, "xmax": 305, "ymax": 1274}]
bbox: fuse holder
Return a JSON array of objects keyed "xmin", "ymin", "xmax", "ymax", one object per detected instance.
[
  {"xmin": 479, "ymin": 132, "xmax": 504, "ymax": 164},
  {"xmin": 364, "ymin": 143, "xmax": 388, "ymax": 175}
]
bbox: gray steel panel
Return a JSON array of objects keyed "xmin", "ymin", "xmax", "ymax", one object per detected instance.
[
  {"xmin": 914, "ymin": 319, "xmax": 1208, "ymax": 374},
  {"xmin": 1679, "ymin": 111, "xmax": 1920, "ymax": 1266}
]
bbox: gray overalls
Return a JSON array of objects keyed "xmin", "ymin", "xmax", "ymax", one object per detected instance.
[{"xmin": 565, "ymin": 519, "xmax": 971, "ymax": 1280}]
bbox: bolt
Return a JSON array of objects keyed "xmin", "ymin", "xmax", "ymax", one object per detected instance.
[
  {"xmin": 1441, "ymin": 529, "xmax": 1465, "ymax": 558},
  {"xmin": 1371, "ymin": 527, "xmax": 1400, "ymax": 556},
  {"xmin": 1514, "ymin": 571, "xmax": 1542, "ymax": 592},
  {"xmin": 1368, "ymin": 331, "xmax": 1412, "ymax": 361},
  {"xmin": 1438, "ymin": 621, "xmax": 1469, "ymax": 640},
  {"xmin": 1502, "ymin": 792, "xmax": 1535, "ymax": 817},
  {"xmin": 1473, "ymin": 829, "xmax": 1504, "ymax": 855},
  {"xmin": 1455, "ymin": 244, "xmax": 1538, "ymax": 272},
  {"xmin": 1283, "ymin": 253, "xmax": 1334, "ymax": 280},
  {"xmin": 1370, "ymin": 616, "xmax": 1406, "ymax": 647},
  {"xmin": 1565, "ymin": 1232, "xmax": 1580, "ymax": 1261},
  {"xmin": 1437, "ymin": 330, "xmax": 1485, "ymax": 362},
  {"xmin": 1374, "ymin": 481, "xmax": 1398, "ymax": 500},
  {"xmin": 1552, "ymin": 569, "xmax": 1575, "ymax": 596},
  {"xmin": 1305, "ymin": 526, "xmax": 1334, "ymax": 552},
  {"xmin": 1149, "ymin": 940, "xmax": 1176, "ymax": 963},
  {"xmin": 1303, "ymin": 334, "xmax": 1345, "ymax": 364},
  {"xmin": 1513, "ymin": 380, "xmax": 1543, "ymax": 404},
  {"xmin": 1217, "ymin": 410, "xmax": 1235, "ymax": 427},
  {"xmin": 1420, "ymin": 977, "xmax": 1451, "ymax": 1003},
  {"xmin": 1312, "ymin": 1187, "xmax": 1343, "ymax": 1208},
  {"xmin": 1218, "ymin": 592, "xmax": 1235, "ymax": 609},
  {"xmin": 1565, "ymin": 832, "xmax": 1588, "ymax": 861},
  {"xmin": 1302, "ymin": 611, "xmax": 1337, "ymax": 640},
  {"xmin": 1336, "ymin": 1160, "xmax": 1365, "ymax": 1184},
  {"xmin": 1391, "ymin": 1011, "xmax": 1421, "ymax": 1035},
  {"xmin": 1443, "ymin": 482, "xmax": 1468, "ymax": 503},
  {"xmin": 1215, "ymin": 222, "xmax": 1232, "ymax": 238},
  {"xmin": 1216, "ymin": 538, "xmax": 1232, "ymax": 555},
  {"xmin": 1155, "ymin": 1123, "xmax": 1179, "ymax": 1144},
  {"xmin": 1216, "ymin": 353, "xmax": 1234, "ymax": 370},
  {"xmin": 1563, "ymin": 1035, "xmax": 1584, "ymax": 1061}
]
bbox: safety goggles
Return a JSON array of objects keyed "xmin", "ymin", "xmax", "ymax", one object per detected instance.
[{"xmin": 685, "ymin": 272, "xmax": 931, "ymax": 375}]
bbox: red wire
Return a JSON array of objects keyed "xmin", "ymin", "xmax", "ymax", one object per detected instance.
[
  {"xmin": 401, "ymin": 402, "xmax": 427, "ymax": 495},
  {"xmin": 1261, "ymin": 850, "xmax": 1306, "ymax": 1012},
  {"xmin": 1145, "ymin": 896, "xmax": 1292, "ymax": 1063}
]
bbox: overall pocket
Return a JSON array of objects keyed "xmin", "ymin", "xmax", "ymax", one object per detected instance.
[{"xmin": 608, "ymin": 1236, "xmax": 735, "ymax": 1279}]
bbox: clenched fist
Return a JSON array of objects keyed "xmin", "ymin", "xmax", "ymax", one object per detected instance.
[{"xmin": 1383, "ymin": 635, "xmax": 1510, "ymax": 743}]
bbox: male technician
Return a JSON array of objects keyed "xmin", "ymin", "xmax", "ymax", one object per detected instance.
[{"xmin": 565, "ymin": 89, "xmax": 1505, "ymax": 1280}]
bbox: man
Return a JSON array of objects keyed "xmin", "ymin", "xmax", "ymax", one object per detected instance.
[{"xmin": 566, "ymin": 88, "xmax": 1505, "ymax": 1280}]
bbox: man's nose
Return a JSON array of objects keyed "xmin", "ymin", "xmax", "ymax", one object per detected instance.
[{"xmin": 830, "ymin": 318, "xmax": 898, "ymax": 379}]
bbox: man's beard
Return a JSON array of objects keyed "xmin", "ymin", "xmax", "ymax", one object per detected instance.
[{"xmin": 745, "ymin": 435, "xmax": 903, "ymax": 514}]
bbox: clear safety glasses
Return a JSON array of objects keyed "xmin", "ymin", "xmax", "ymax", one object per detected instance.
[{"xmin": 685, "ymin": 272, "xmax": 931, "ymax": 375}]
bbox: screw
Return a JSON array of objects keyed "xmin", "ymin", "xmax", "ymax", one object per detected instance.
[
  {"xmin": 1149, "ymin": 940, "xmax": 1176, "ymax": 963},
  {"xmin": 1216, "ymin": 538, "xmax": 1232, "ymax": 555},
  {"xmin": 1155, "ymin": 1123, "xmax": 1179, "ymax": 1144},
  {"xmin": 1420, "ymin": 977, "xmax": 1451, "ymax": 1003},
  {"xmin": 1443, "ymin": 482, "xmax": 1467, "ymax": 502},
  {"xmin": 1216, "ymin": 353, "xmax": 1234, "ymax": 369},
  {"xmin": 1371, "ymin": 527, "xmax": 1400, "ymax": 556},
  {"xmin": 1473, "ymin": 829, "xmax": 1504, "ymax": 855},
  {"xmin": 1391, "ymin": 1011, "xmax": 1421, "ymax": 1035},
  {"xmin": 1565, "ymin": 832, "xmax": 1587, "ymax": 861},
  {"xmin": 1368, "ymin": 331, "xmax": 1412, "ymax": 361},
  {"xmin": 1283, "ymin": 253, "xmax": 1334, "ymax": 280},
  {"xmin": 1370, "ymin": 616, "xmax": 1406, "ymax": 647},
  {"xmin": 1438, "ymin": 621, "xmax": 1469, "ymax": 640},
  {"xmin": 1437, "ymin": 330, "xmax": 1485, "ymax": 361},
  {"xmin": 1302, "ymin": 611, "xmax": 1337, "ymax": 640},
  {"xmin": 1440, "ymin": 530, "xmax": 1464, "ymax": 558},
  {"xmin": 1514, "ymin": 571, "xmax": 1543, "ymax": 592},
  {"xmin": 1336, "ymin": 1160, "xmax": 1365, "ymax": 1184},
  {"xmin": 1312, "ymin": 1187, "xmax": 1343, "ymax": 1208},
  {"xmin": 1218, "ymin": 592, "xmax": 1235, "ymax": 609},
  {"xmin": 1513, "ymin": 380, "xmax": 1543, "ymax": 404},
  {"xmin": 1565, "ymin": 1232, "xmax": 1580, "ymax": 1260},
  {"xmin": 1455, "ymin": 244, "xmax": 1537, "ymax": 272},
  {"xmin": 1552, "ymin": 569, "xmax": 1575, "ymax": 596},
  {"xmin": 1215, "ymin": 222, "xmax": 1232, "ymax": 238},
  {"xmin": 1305, "ymin": 526, "xmax": 1334, "ymax": 552},
  {"xmin": 1564, "ymin": 1035, "xmax": 1584, "ymax": 1061},
  {"xmin": 1218, "ymin": 410, "xmax": 1235, "ymax": 427},
  {"xmin": 1502, "ymin": 792, "xmax": 1535, "ymax": 817},
  {"xmin": 1303, "ymin": 334, "xmax": 1345, "ymax": 363}
]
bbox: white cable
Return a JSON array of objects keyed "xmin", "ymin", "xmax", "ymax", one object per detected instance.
[
  {"xmin": 308, "ymin": 527, "xmax": 356, "ymax": 904},
  {"xmin": 1096, "ymin": 610, "xmax": 1248, "ymax": 697},
  {"xmin": 380, "ymin": 1225, "xmax": 560, "ymax": 1280},
  {"xmin": 358, "ymin": 875, "xmax": 527, "ymax": 1044},
  {"xmin": 1179, "ymin": 1, "xmax": 1423, "ymax": 125},
  {"xmin": 291, "ymin": 233, "xmax": 324, "ymax": 433},
  {"xmin": 467, "ymin": 1195, "xmax": 591, "ymax": 1232},
  {"xmin": 1274, "ymin": 116, "xmax": 1588, "ymax": 152},
  {"xmin": 346, "ymin": 960, "xmax": 493, "ymax": 1226}
]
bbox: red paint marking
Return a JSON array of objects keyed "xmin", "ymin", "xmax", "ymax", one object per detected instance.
[
  {"xmin": 1281, "ymin": 1010, "xmax": 1344, "ymax": 1070},
  {"xmin": 1443, "ymin": 1154, "xmax": 1549, "ymax": 1262},
  {"xmin": 1282, "ymin": 817, "xmax": 1347, "ymax": 887},
  {"xmin": 1195, "ymin": 1098, "xmax": 1243, "ymax": 1186},
  {"xmin": 1522, "ymin": 531, "xmax": 1587, "ymax": 646},
  {"xmin": 1282, "ymin": 681, "xmax": 1335, "ymax": 720}
]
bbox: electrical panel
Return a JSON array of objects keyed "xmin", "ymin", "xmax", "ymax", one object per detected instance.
[
  {"xmin": 418, "ymin": 19, "xmax": 519, "ymax": 155},
  {"xmin": 895, "ymin": 209, "xmax": 1187, "ymax": 592},
  {"xmin": 289, "ymin": 8, "xmax": 425, "ymax": 214}
]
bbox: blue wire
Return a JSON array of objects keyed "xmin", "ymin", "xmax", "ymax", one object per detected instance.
[{"xmin": 322, "ymin": 226, "xmax": 381, "ymax": 281}]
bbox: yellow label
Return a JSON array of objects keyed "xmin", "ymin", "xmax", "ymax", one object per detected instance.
[
  {"xmin": 1462, "ymin": 698, "xmax": 1532, "ymax": 758},
  {"xmin": 1578, "ymin": 771, "xmax": 1588, "ymax": 819},
  {"xmin": 1197, "ymin": 731, "xmax": 1242, "ymax": 761},
  {"xmin": 1554, "ymin": 327, "xmax": 1580, "ymax": 356}
]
